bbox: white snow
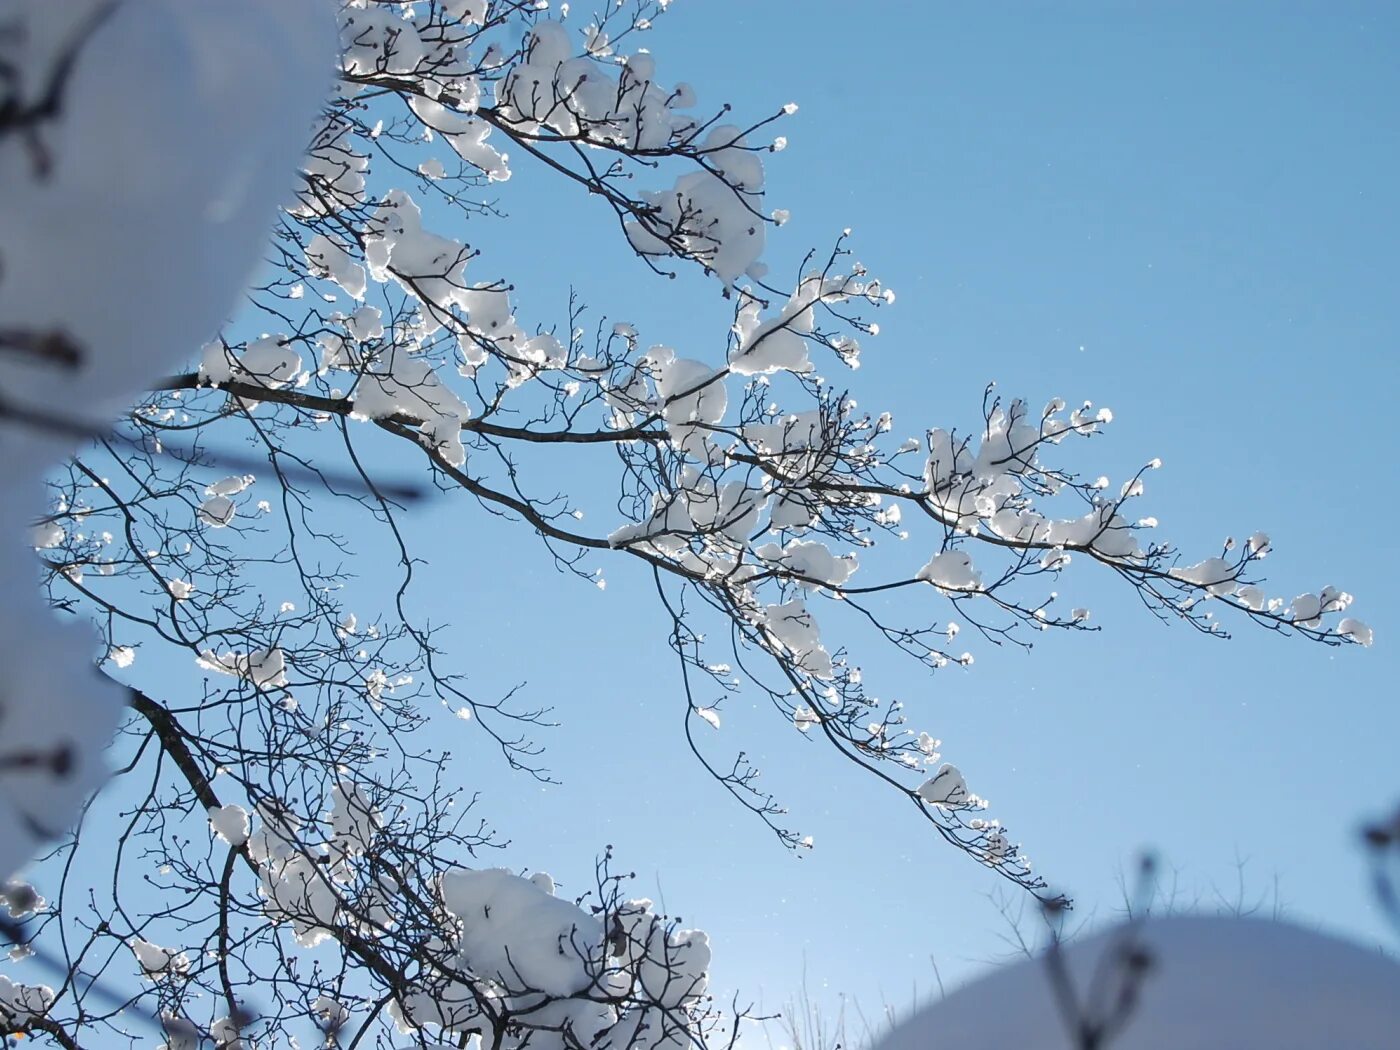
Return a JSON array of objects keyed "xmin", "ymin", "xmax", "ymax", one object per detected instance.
[
  {"xmin": 872, "ymin": 916, "xmax": 1400, "ymax": 1050},
  {"xmin": 311, "ymin": 995, "xmax": 350, "ymax": 1032},
  {"xmin": 1338, "ymin": 617, "xmax": 1374, "ymax": 646},
  {"xmin": 208, "ymin": 804, "xmax": 251, "ymax": 847},
  {"xmin": 197, "ymin": 495, "xmax": 237, "ymax": 528},
  {"xmin": 1289, "ymin": 592, "xmax": 1322, "ymax": 628},
  {"xmin": 197, "ymin": 647, "xmax": 289, "ymax": 690},
  {"xmin": 916, "ymin": 764, "xmax": 968, "ymax": 807},
  {"xmin": 1169, "ymin": 557, "xmax": 1238, "ymax": 597},
  {"xmin": 130, "ymin": 937, "xmax": 191, "ymax": 979},
  {"xmin": 916, "ymin": 551, "xmax": 982, "ymax": 592},
  {"xmin": 755, "ymin": 539, "xmax": 857, "ymax": 588},
  {"xmin": 348, "ymin": 347, "xmax": 473, "ymax": 467},
  {"xmin": 760, "ymin": 600, "xmax": 833, "ymax": 680},
  {"xmin": 0, "ymin": 974, "xmax": 55, "ymax": 1027}
]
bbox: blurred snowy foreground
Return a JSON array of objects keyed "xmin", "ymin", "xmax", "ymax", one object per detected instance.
[
  {"xmin": 873, "ymin": 916, "xmax": 1400, "ymax": 1050},
  {"xmin": 0, "ymin": 0, "xmax": 335, "ymax": 876}
]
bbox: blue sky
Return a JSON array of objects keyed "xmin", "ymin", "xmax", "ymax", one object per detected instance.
[{"xmin": 405, "ymin": 0, "xmax": 1400, "ymax": 1026}]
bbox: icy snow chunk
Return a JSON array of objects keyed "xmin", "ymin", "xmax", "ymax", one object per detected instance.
[
  {"xmin": 108, "ymin": 645, "xmax": 136, "ymax": 668},
  {"xmin": 989, "ymin": 506, "xmax": 1049, "ymax": 543},
  {"xmin": 755, "ymin": 539, "xmax": 857, "ymax": 588},
  {"xmin": 298, "ymin": 116, "xmax": 369, "ymax": 216},
  {"xmin": 351, "ymin": 349, "xmax": 472, "ymax": 467},
  {"xmin": 499, "ymin": 21, "xmax": 695, "ymax": 153},
  {"xmin": 198, "ymin": 647, "xmax": 289, "ymax": 690},
  {"xmin": 923, "ymin": 428, "xmax": 971, "ymax": 489},
  {"xmin": 306, "ymin": 234, "xmax": 368, "ymax": 300},
  {"xmin": 197, "ymin": 495, "xmax": 236, "ymax": 528},
  {"xmin": 1338, "ymin": 617, "xmax": 1373, "ymax": 647},
  {"xmin": 208, "ymin": 804, "xmax": 250, "ymax": 847},
  {"xmin": 311, "ymin": 995, "xmax": 350, "ymax": 1033},
  {"xmin": 330, "ymin": 781, "xmax": 382, "ymax": 857},
  {"xmin": 158, "ymin": 1014, "xmax": 201, "ymax": 1050},
  {"xmin": 339, "ymin": 5, "xmax": 425, "ymax": 76},
  {"xmin": 680, "ymin": 472, "xmax": 765, "ymax": 540},
  {"xmin": 650, "ymin": 349, "xmax": 728, "ymax": 427},
  {"xmin": 695, "ymin": 707, "xmax": 721, "ymax": 729},
  {"xmin": 519, "ymin": 332, "xmax": 566, "ymax": 369},
  {"xmin": 211, "ymin": 1015, "xmax": 248, "ymax": 1049},
  {"xmin": 1169, "ymin": 557, "xmax": 1237, "ymax": 597},
  {"xmin": 245, "ymin": 799, "xmax": 302, "ymax": 866},
  {"xmin": 440, "ymin": 868, "xmax": 603, "ymax": 997},
  {"xmin": 1319, "ymin": 585, "xmax": 1353, "ymax": 614},
  {"xmin": 363, "ymin": 190, "xmax": 473, "ymax": 329},
  {"xmin": 167, "ymin": 578, "xmax": 195, "ymax": 600},
  {"xmin": 972, "ymin": 399, "xmax": 1041, "ymax": 478},
  {"xmin": 742, "ymin": 410, "xmax": 840, "ymax": 528},
  {"xmin": 206, "ymin": 475, "xmax": 254, "ymax": 498},
  {"xmin": 240, "ymin": 335, "xmax": 303, "ymax": 388},
  {"xmin": 131, "ymin": 937, "xmax": 191, "ymax": 979},
  {"xmin": 916, "ymin": 765, "xmax": 968, "ymax": 807},
  {"xmin": 199, "ymin": 342, "xmax": 238, "ymax": 384},
  {"xmin": 1, "ymin": 879, "xmax": 44, "ymax": 919},
  {"xmin": 729, "ymin": 288, "xmax": 815, "ymax": 376},
  {"xmin": 345, "ymin": 305, "xmax": 385, "ymax": 345},
  {"xmin": 614, "ymin": 898, "xmax": 712, "ymax": 1009},
  {"xmin": 1289, "ymin": 593, "xmax": 1322, "ymax": 628},
  {"xmin": 257, "ymin": 849, "xmax": 340, "ymax": 948},
  {"xmin": 916, "ymin": 551, "xmax": 982, "ymax": 592},
  {"xmin": 644, "ymin": 347, "xmax": 728, "ymax": 456},
  {"xmin": 201, "ymin": 335, "xmax": 303, "ymax": 390},
  {"xmin": 442, "ymin": 0, "xmax": 488, "ymax": 26},
  {"xmin": 624, "ymin": 124, "xmax": 767, "ymax": 287},
  {"xmin": 1046, "ymin": 506, "xmax": 1142, "ymax": 559},
  {"xmin": 760, "ymin": 600, "xmax": 833, "ymax": 680},
  {"xmin": 1234, "ymin": 584, "xmax": 1267, "ymax": 611},
  {"xmin": 409, "ymin": 96, "xmax": 509, "ymax": 181},
  {"xmin": 0, "ymin": 974, "xmax": 55, "ymax": 1026},
  {"xmin": 458, "ymin": 284, "xmax": 522, "ymax": 344},
  {"xmin": 584, "ymin": 23, "xmax": 612, "ymax": 56}
]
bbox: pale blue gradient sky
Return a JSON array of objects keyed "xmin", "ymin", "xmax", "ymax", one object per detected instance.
[{"xmin": 410, "ymin": 0, "xmax": 1399, "ymax": 1024}]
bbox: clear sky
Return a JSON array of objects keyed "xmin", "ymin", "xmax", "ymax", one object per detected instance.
[
  {"xmin": 30, "ymin": 3, "xmax": 1398, "ymax": 1043},
  {"xmin": 392, "ymin": 0, "xmax": 1400, "ymax": 1031}
]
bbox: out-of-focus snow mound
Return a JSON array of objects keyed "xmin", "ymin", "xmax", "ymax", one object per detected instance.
[
  {"xmin": 0, "ymin": 0, "xmax": 335, "ymax": 880},
  {"xmin": 871, "ymin": 916, "xmax": 1400, "ymax": 1050}
]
